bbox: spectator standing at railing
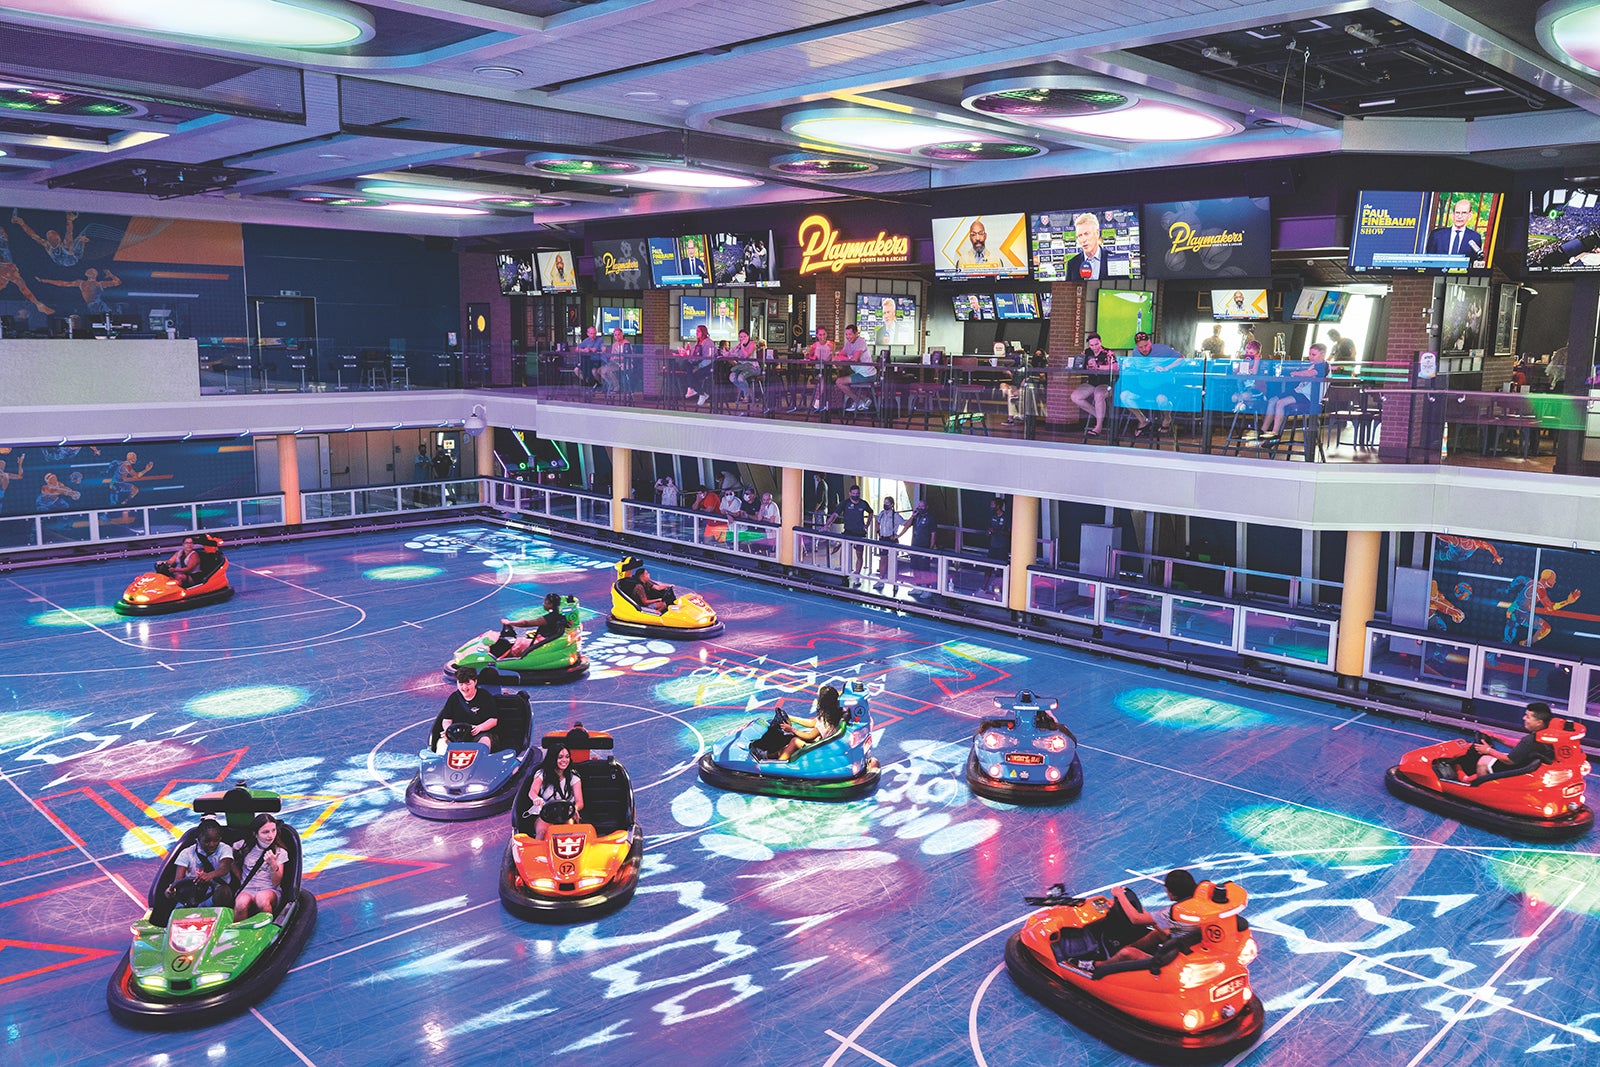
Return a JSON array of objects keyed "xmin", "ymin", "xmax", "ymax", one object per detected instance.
[
  {"xmin": 413, "ymin": 445, "xmax": 431, "ymax": 483},
  {"xmin": 985, "ymin": 497, "xmax": 1010, "ymax": 561},
  {"xmin": 655, "ymin": 476, "xmax": 679, "ymax": 508},
  {"xmin": 902, "ymin": 499, "xmax": 937, "ymax": 549},
  {"xmin": 826, "ymin": 484, "xmax": 874, "ymax": 574},
  {"xmin": 756, "ymin": 491, "xmax": 780, "ymax": 524}
]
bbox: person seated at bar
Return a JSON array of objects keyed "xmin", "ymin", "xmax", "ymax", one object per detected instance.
[{"xmin": 1071, "ymin": 333, "xmax": 1117, "ymax": 437}]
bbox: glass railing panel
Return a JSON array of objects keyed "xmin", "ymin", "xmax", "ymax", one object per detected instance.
[
  {"xmin": 1366, "ymin": 627, "xmax": 1472, "ymax": 694},
  {"xmin": 1242, "ymin": 609, "xmax": 1335, "ymax": 667},
  {"xmin": 1170, "ymin": 597, "xmax": 1237, "ymax": 649},
  {"xmin": 1479, "ymin": 649, "xmax": 1578, "ymax": 711},
  {"xmin": 1103, "ymin": 583, "xmax": 1163, "ymax": 633},
  {"xmin": 1027, "ymin": 571, "xmax": 1098, "ymax": 622}
]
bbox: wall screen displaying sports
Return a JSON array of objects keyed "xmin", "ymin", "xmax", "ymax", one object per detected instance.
[
  {"xmin": 1348, "ymin": 191, "xmax": 1503, "ymax": 273},
  {"xmin": 1210, "ymin": 288, "xmax": 1268, "ymax": 321},
  {"xmin": 497, "ymin": 251, "xmax": 538, "ymax": 296},
  {"xmin": 1142, "ymin": 197, "xmax": 1271, "ymax": 280},
  {"xmin": 1096, "ymin": 289, "xmax": 1154, "ymax": 349},
  {"xmin": 1031, "ymin": 207, "xmax": 1141, "ymax": 281},
  {"xmin": 649, "ymin": 235, "xmax": 711, "ymax": 286},
  {"xmin": 931, "ymin": 213, "xmax": 1029, "ymax": 281},
  {"xmin": 598, "ymin": 306, "xmax": 641, "ymax": 336},
  {"xmin": 952, "ymin": 293, "xmax": 996, "ymax": 321},
  {"xmin": 855, "ymin": 294, "xmax": 917, "ymax": 346},
  {"xmin": 1527, "ymin": 187, "xmax": 1600, "ymax": 273},
  {"xmin": 994, "ymin": 293, "xmax": 1041, "ymax": 319},
  {"xmin": 710, "ymin": 230, "xmax": 777, "ymax": 286},
  {"xmin": 678, "ymin": 295, "xmax": 738, "ymax": 341},
  {"xmin": 536, "ymin": 250, "xmax": 577, "ymax": 292}
]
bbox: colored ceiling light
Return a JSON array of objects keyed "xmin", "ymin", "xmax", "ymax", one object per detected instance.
[
  {"xmin": 300, "ymin": 195, "xmax": 381, "ymax": 206},
  {"xmin": 783, "ymin": 108, "xmax": 992, "ymax": 152},
  {"xmin": 0, "ymin": 0, "xmax": 375, "ymax": 50},
  {"xmin": 1538, "ymin": 0, "xmax": 1600, "ymax": 77},
  {"xmin": 1041, "ymin": 101, "xmax": 1241, "ymax": 141},
  {"xmin": 360, "ymin": 183, "xmax": 493, "ymax": 203},
  {"xmin": 526, "ymin": 157, "xmax": 644, "ymax": 178},
  {"xmin": 625, "ymin": 167, "xmax": 760, "ymax": 189},
  {"xmin": 966, "ymin": 87, "xmax": 1131, "ymax": 119},
  {"xmin": 362, "ymin": 203, "xmax": 488, "ymax": 216},
  {"xmin": 770, "ymin": 153, "xmax": 878, "ymax": 177},
  {"xmin": 0, "ymin": 85, "xmax": 139, "ymax": 117},
  {"xmin": 918, "ymin": 141, "xmax": 1041, "ymax": 161},
  {"xmin": 481, "ymin": 196, "xmax": 565, "ymax": 207}
]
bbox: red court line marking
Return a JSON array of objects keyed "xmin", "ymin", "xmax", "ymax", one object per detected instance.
[
  {"xmin": 306, "ymin": 857, "xmax": 449, "ymax": 901},
  {"xmin": 0, "ymin": 877, "xmax": 102, "ymax": 909},
  {"xmin": 0, "ymin": 939, "xmax": 119, "ymax": 987},
  {"xmin": 0, "ymin": 845, "xmax": 74, "ymax": 868},
  {"xmin": 106, "ymin": 780, "xmax": 180, "ymax": 836}
]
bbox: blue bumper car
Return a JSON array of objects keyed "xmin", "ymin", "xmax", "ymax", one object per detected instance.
[
  {"xmin": 697, "ymin": 678, "xmax": 880, "ymax": 801},
  {"xmin": 966, "ymin": 691, "xmax": 1082, "ymax": 804},
  {"xmin": 405, "ymin": 691, "xmax": 536, "ymax": 821}
]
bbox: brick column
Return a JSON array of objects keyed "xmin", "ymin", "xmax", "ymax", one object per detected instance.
[
  {"xmin": 1378, "ymin": 275, "xmax": 1437, "ymax": 463},
  {"xmin": 642, "ymin": 288, "xmax": 672, "ymax": 398},
  {"xmin": 1045, "ymin": 283, "xmax": 1085, "ymax": 427},
  {"xmin": 813, "ymin": 273, "xmax": 846, "ymax": 341}
]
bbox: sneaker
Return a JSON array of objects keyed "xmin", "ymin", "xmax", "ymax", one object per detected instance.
[
  {"xmin": 686, "ymin": 387, "xmax": 697, "ymax": 399},
  {"xmin": 697, "ymin": 394, "xmax": 710, "ymax": 406}
]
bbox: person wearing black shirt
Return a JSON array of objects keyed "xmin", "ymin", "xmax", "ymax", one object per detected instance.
[
  {"xmin": 827, "ymin": 484, "xmax": 874, "ymax": 573},
  {"xmin": 616, "ymin": 559, "xmax": 677, "ymax": 613},
  {"xmin": 986, "ymin": 497, "xmax": 1010, "ymax": 561},
  {"xmin": 1462, "ymin": 702, "xmax": 1556, "ymax": 782},
  {"xmin": 501, "ymin": 592, "xmax": 569, "ymax": 654},
  {"xmin": 436, "ymin": 666, "xmax": 499, "ymax": 753}
]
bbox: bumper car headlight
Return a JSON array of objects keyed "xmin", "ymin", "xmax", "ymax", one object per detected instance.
[
  {"xmin": 1542, "ymin": 769, "xmax": 1573, "ymax": 787},
  {"xmin": 1182, "ymin": 1009, "xmax": 1205, "ymax": 1031},
  {"xmin": 137, "ymin": 975, "xmax": 169, "ymax": 992},
  {"xmin": 1238, "ymin": 936, "xmax": 1258, "ymax": 966},
  {"xmin": 530, "ymin": 877, "xmax": 559, "ymax": 891},
  {"xmin": 1178, "ymin": 960, "xmax": 1227, "ymax": 989},
  {"xmin": 577, "ymin": 875, "xmax": 607, "ymax": 890},
  {"xmin": 195, "ymin": 973, "xmax": 230, "ymax": 988}
]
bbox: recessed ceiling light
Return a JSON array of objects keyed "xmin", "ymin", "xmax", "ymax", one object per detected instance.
[
  {"xmin": 670, "ymin": 98, "xmax": 691, "ymax": 107},
  {"xmin": 473, "ymin": 65, "xmax": 524, "ymax": 80},
  {"xmin": 481, "ymin": 196, "xmax": 566, "ymax": 208},
  {"xmin": 362, "ymin": 203, "xmax": 489, "ymax": 217},
  {"xmin": 624, "ymin": 90, "xmax": 660, "ymax": 100},
  {"xmin": 770, "ymin": 153, "xmax": 879, "ymax": 177},
  {"xmin": 360, "ymin": 183, "xmax": 494, "ymax": 203},
  {"xmin": 0, "ymin": 0, "xmax": 374, "ymax": 49},
  {"xmin": 627, "ymin": 167, "xmax": 760, "ymax": 189},
  {"xmin": 917, "ymin": 140, "xmax": 1042, "ymax": 160},
  {"xmin": 299, "ymin": 195, "xmax": 382, "ymax": 205},
  {"xmin": 525, "ymin": 157, "xmax": 646, "ymax": 178},
  {"xmin": 1538, "ymin": 0, "xmax": 1600, "ymax": 77},
  {"xmin": 1042, "ymin": 100, "xmax": 1241, "ymax": 140},
  {"xmin": 316, "ymin": 152, "xmax": 349, "ymax": 159},
  {"xmin": 1357, "ymin": 98, "xmax": 1397, "ymax": 109},
  {"xmin": 784, "ymin": 108, "xmax": 994, "ymax": 152}
]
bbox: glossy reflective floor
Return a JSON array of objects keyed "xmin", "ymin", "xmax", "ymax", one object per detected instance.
[{"xmin": 1, "ymin": 525, "xmax": 1596, "ymax": 1066}]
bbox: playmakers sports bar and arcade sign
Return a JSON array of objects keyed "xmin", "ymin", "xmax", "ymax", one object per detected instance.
[{"xmin": 797, "ymin": 214, "xmax": 912, "ymax": 275}]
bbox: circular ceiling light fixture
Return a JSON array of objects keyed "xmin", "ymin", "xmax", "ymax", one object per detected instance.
[
  {"xmin": 783, "ymin": 107, "xmax": 1000, "ymax": 153},
  {"xmin": 473, "ymin": 65, "xmax": 524, "ymax": 80},
  {"xmin": 965, "ymin": 85, "xmax": 1133, "ymax": 120},
  {"xmin": 361, "ymin": 203, "xmax": 489, "ymax": 217},
  {"xmin": 299, "ymin": 195, "xmax": 383, "ymax": 206},
  {"xmin": 525, "ymin": 155, "xmax": 646, "ymax": 179},
  {"xmin": 625, "ymin": 167, "xmax": 760, "ymax": 189},
  {"xmin": 359, "ymin": 183, "xmax": 494, "ymax": 203},
  {"xmin": 963, "ymin": 76, "xmax": 1241, "ymax": 142},
  {"xmin": 481, "ymin": 196, "xmax": 566, "ymax": 208},
  {"xmin": 0, "ymin": 84, "xmax": 141, "ymax": 117},
  {"xmin": 1538, "ymin": 0, "xmax": 1600, "ymax": 76},
  {"xmin": 918, "ymin": 140, "xmax": 1042, "ymax": 161},
  {"xmin": 0, "ymin": 0, "xmax": 376, "ymax": 50},
  {"xmin": 770, "ymin": 153, "xmax": 880, "ymax": 178}
]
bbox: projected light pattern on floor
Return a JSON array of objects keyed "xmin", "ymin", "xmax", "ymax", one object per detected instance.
[
  {"xmin": 0, "ymin": 522, "xmax": 1595, "ymax": 1067},
  {"xmin": 363, "ymin": 565, "xmax": 445, "ymax": 581},
  {"xmin": 185, "ymin": 684, "xmax": 307, "ymax": 718},
  {"xmin": 30, "ymin": 605, "xmax": 122, "ymax": 627}
]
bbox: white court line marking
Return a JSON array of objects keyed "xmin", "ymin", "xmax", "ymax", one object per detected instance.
[
  {"xmin": 367, "ymin": 717, "xmax": 434, "ymax": 796},
  {"xmin": 968, "ymin": 963, "xmax": 1006, "ymax": 1067},
  {"xmin": 822, "ymin": 1029, "xmax": 900, "ymax": 1067},
  {"xmin": 251, "ymin": 1007, "xmax": 319, "ymax": 1067},
  {"xmin": 1333, "ymin": 711, "xmax": 1368, "ymax": 730},
  {"xmin": 0, "ymin": 765, "xmax": 144, "ymax": 906},
  {"xmin": 288, "ymin": 900, "xmax": 499, "ymax": 974}
]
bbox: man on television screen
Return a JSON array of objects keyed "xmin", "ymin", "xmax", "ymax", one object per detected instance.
[
  {"xmin": 956, "ymin": 219, "xmax": 1000, "ymax": 272},
  {"xmin": 1064, "ymin": 212, "xmax": 1108, "ymax": 281},
  {"xmin": 1425, "ymin": 198, "xmax": 1484, "ymax": 263},
  {"xmin": 873, "ymin": 297, "xmax": 900, "ymax": 347}
]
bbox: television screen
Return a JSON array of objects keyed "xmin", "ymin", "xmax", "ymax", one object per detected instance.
[
  {"xmin": 649, "ymin": 235, "xmax": 711, "ymax": 286},
  {"xmin": 1290, "ymin": 289, "xmax": 1328, "ymax": 321},
  {"xmin": 623, "ymin": 307, "xmax": 642, "ymax": 335},
  {"xmin": 1210, "ymin": 288, "xmax": 1269, "ymax": 320},
  {"xmin": 953, "ymin": 294, "xmax": 979, "ymax": 321},
  {"xmin": 710, "ymin": 230, "xmax": 778, "ymax": 286},
  {"xmin": 973, "ymin": 293, "xmax": 996, "ymax": 320},
  {"xmin": 497, "ymin": 251, "xmax": 538, "ymax": 296},
  {"xmin": 855, "ymin": 294, "xmax": 917, "ymax": 345},
  {"xmin": 591, "ymin": 239, "xmax": 648, "ymax": 289},
  {"xmin": 1041, "ymin": 291, "xmax": 1052, "ymax": 319},
  {"xmin": 1096, "ymin": 289, "xmax": 1154, "ymax": 349},
  {"xmin": 1527, "ymin": 187, "xmax": 1600, "ymax": 273},
  {"xmin": 598, "ymin": 306, "xmax": 639, "ymax": 336},
  {"xmin": 1142, "ymin": 198, "xmax": 1271, "ymax": 279},
  {"xmin": 1031, "ymin": 207, "xmax": 1141, "ymax": 281},
  {"xmin": 536, "ymin": 250, "xmax": 577, "ymax": 292},
  {"xmin": 994, "ymin": 293, "xmax": 1035, "ymax": 320},
  {"xmin": 679, "ymin": 295, "xmax": 709, "ymax": 340},
  {"xmin": 1349, "ymin": 191, "xmax": 1503, "ymax": 273},
  {"xmin": 931, "ymin": 213, "xmax": 1029, "ymax": 281},
  {"xmin": 1317, "ymin": 291, "xmax": 1348, "ymax": 322},
  {"xmin": 709, "ymin": 296, "xmax": 739, "ymax": 341}
]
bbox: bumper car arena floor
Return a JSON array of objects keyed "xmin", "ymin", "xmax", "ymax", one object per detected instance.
[{"xmin": 1, "ymin": 524, "xmax": 1596, "ymax": 1066}]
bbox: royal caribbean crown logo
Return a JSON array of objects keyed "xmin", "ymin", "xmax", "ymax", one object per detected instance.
[{"xmin": 798, "ymin": 214, "xmax": 912, "ymax": 274}]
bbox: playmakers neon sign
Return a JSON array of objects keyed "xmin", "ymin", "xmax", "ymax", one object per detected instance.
[
  {"xmin": 600, "ymin": 251, "xmax": 640, "ymax": 277},
  {"xmin": 797, "ymin": 214, "xmax": 911, "ymax": 274},
  {"xmin": 1166, "ymin": 220, "xmax": 1245, "ymax": 255}
]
